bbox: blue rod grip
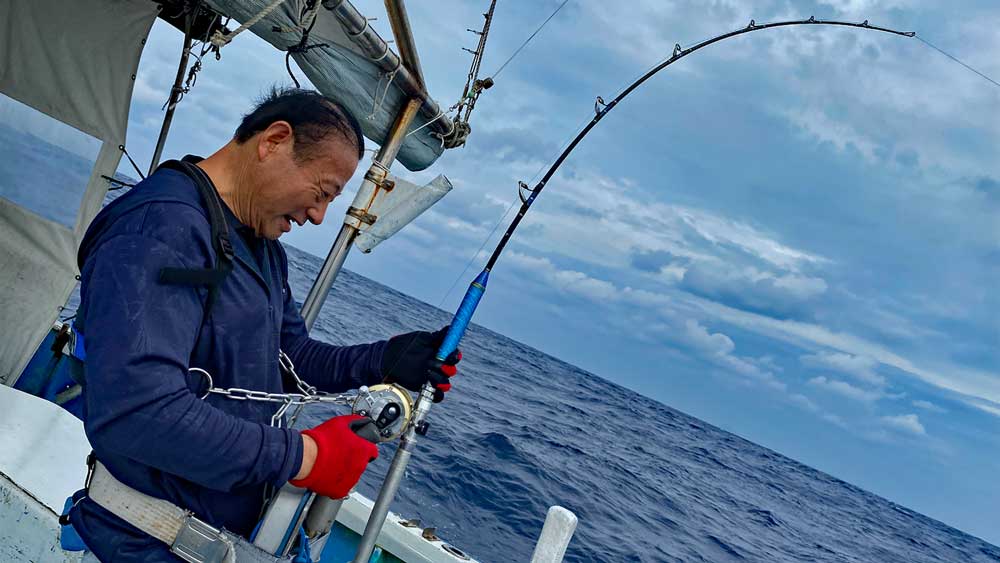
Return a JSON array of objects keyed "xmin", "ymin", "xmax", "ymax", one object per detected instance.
[{"xmin": 437, "ymin": 270, "xmax": 489, "ymax": 361}]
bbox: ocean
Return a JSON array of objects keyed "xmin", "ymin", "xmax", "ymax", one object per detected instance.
[{"xmin": 282, "ymin": 245, "xmax": 999, "ymax": 563}]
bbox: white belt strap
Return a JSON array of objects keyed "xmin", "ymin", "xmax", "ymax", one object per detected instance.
[{"xmin": 88, "ymin": 462, "xmax": 236, "ymax": 563}]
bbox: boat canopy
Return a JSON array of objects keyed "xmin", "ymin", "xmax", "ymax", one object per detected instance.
[{"xmin": 0, "ymin": 0, "xmax": 158, "ymax": 385}]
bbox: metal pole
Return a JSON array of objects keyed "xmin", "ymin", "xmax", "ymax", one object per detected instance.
[
  {"xmin": 383, "ymin": 0, "xmax": 425, "ymax": 88},
  {"xmin": 148, "ymin": 22, "xmax": 194, "ymax": 175},
  {"xmin": 300, "ymin": 223, "xmax": 357, "ymax": 330},
  {"xmin": 299, "ymin": 98, "xmax": 422, "ymax": 330}
]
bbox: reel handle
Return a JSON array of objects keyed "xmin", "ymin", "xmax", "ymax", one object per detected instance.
[{"xmin": 350, "ymin": 418, "xmax": 380, "ymax": 444}]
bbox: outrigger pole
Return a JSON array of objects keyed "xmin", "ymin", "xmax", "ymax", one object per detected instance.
[{"xmin": 351, "ymin": 16, "xmax": 914, "ymax": 563}]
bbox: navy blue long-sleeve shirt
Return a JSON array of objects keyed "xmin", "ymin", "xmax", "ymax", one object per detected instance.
[{"xmin": 69, "ymin": 164, "xmax": 387, "ymax": 561}]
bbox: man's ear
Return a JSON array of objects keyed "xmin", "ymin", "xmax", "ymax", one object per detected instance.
[{"xmin": 257, "ymin": 120, "xmax": 295, "ymax": 161}]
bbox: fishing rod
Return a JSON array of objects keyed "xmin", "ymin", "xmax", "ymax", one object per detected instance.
[{"xmin": 352, "ymin": 16, "xmax": 914, "ymax": 563}]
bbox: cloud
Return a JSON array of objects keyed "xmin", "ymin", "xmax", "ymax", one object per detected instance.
[
  {"xmin": 801, "ymin": 351, "xmax": 885, "ymax": 386},
  {"xmin": 783, "ymin": 107, "xmax": 882, "ymax": 163},
  {"xmin": 694, "ymin": 298, "xmax": 1000, "ymax": 417},
  {"xmin": 630, "ymin": 249, "xmax": 688, "ymax": 274},
  {"xmin": 880, "ymin": 414, "xmax": 926, "ymax": 436},
  {"xmin": 682, "ymin": 318, "xmax": 735, "ymax": 357},
  {"xmin": 809, "ymin": 376, "xmax": 883, "ymax": 403},
  {"xmin": 681, "ymin": 263, "xmax": 828, "ymax": 318},
  {"xmin": 912, "ymin": 400, "xmax": 947, "ymax": 414},
  {"xmin": 504, "ymin": 251, "xmax": 619, "ymax": 302}
]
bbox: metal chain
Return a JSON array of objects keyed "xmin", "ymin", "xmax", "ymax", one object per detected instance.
[
  {"xmin": 205, "ymin": 387, "xmax": 354, "ymax": 406},
  {"xmin": 195, "ymin": 349, "xmax": 357, "ymax": 427}
]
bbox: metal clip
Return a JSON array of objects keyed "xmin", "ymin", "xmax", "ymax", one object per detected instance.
[{"xmin": 171, "ymin": 515, "xmax": 232, "ymax": 563}]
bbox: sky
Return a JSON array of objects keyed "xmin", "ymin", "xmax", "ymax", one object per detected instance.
[{"xmin": 112, "ymin": 0, "xmax": 998, "ymax": 546}]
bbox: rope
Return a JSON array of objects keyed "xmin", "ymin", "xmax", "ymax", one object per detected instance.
[
  {"xmin": 405, "ymin": 110, "xmax": 448, "ymax": 138},
  {"xmin": 284, "ymin": 1, "xmax": 328, "ymax": 88},
  {"xmin": 491, "ymin": 0, "xmax": 571, "ymax": 79},
  {"xmin": 915, "ymin": 34, "xmax": 999, "ymax": 88},
  {"xmin": 210, "ymin": 0, "xmax": 289, "ymax": 48},
  {"xmin": 368, "ymin": 63, "xmax": 401, "ymax": 120}
]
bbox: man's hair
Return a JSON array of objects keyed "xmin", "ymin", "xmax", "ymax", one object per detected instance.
[{"xmin": 234, "ymin": 87, "xmax": 365, "ymax": 161}]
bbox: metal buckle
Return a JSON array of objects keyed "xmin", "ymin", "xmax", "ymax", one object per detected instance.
[{"xmin": 171, "ymin": 515, "xmax": 231, "ymax": 563}]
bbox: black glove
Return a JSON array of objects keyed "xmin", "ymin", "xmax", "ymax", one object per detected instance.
[{"xmin": 381, "ymin": 327, "xmax": 462, "ymax": 403}]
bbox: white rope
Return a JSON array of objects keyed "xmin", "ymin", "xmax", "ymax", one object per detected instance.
[
  {"xmin": 405, "ymin": 109, "xmax": 448, "ymax": 138},
  {"xmin": 368, "ymin": 62, "xmax": 401, "ymax": 120},
  {"xmin": 210, "ymin": 0, "xmax": 290, "ymax": 48}
]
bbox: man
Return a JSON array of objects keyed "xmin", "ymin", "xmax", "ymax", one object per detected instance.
[{"xmin": 68, "ymin": 88, "xmax": 460, "ymax": 561}]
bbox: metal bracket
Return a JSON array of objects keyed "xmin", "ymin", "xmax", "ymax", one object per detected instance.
[
  {"xmin": 171, "ymin": 515, "xmax": 231, "ymax": 563},
  {"xmin": 347, "ymin": 206, "xmax": 378, "ymax": 225}
]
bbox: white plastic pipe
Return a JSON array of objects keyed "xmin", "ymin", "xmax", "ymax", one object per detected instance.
[{"xmin": 529, "ymin": 506, "xmax": 578, "ymax": 563}]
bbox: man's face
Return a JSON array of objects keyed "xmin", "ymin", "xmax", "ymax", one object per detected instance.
[{"xmin": 249, "ymin": 124, "xmax": 359, "ymax": 240}]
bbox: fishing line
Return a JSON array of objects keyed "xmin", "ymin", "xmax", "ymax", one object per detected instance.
[
  {"xmin": 490, "ymin": 0, "xmax": 571, "ymax": 79},
  {"xmin": 434, "ymin": 108, "xmax": 596, "ymax": 310},
  {"xmin": 914, "ymin": 34, "xmax": 999, "ymax": 88}
]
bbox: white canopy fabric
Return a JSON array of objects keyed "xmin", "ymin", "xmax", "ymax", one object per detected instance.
[{"xmin": 0, "ymin": 0, "xmax": 157, "ymax": 384}]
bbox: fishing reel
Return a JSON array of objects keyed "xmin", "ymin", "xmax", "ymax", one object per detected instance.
[{"xmin": 352, "ymin": 384, "xmax": 414, "ymax": 442}]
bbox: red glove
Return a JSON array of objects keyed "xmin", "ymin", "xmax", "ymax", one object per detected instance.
[{"xmin": 290, "ymin": 414, "xmax": 378, "ymax": 499}]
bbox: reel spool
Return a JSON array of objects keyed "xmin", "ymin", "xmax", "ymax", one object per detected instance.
[{"xmin": 352, "ymin": 384, "xmax": 413, "ymax": 442}]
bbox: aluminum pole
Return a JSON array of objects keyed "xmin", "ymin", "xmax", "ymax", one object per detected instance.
[
  {"xmin": 299, "ymin": 98, "xmax": 422, "ymax": 330},
  {"xmin": 383, "ymin": 0, "xmax": 425, "ymax": 88},
  {"xmin": 148, "ymin": 23, "xmax": 193, "ymax": 175}
]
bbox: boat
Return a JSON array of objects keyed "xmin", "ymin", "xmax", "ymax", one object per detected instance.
[{"xmin": 0, "ymin": 0, "xmax": 577, "ymax": 561}]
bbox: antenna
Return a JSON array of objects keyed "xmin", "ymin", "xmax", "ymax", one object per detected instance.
[{"xmin": 447, "ymin": 0, "xmax": 497, "ymax": 147}]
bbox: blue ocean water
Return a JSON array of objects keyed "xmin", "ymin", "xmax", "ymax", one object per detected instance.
[{"xmin": 282, "ymin": 245, "xmax": 999, "ymax": 563}]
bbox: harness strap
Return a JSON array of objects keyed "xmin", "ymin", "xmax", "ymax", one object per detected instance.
[
  {"xmin": 88, "ymin": 462, "xmax": 296, "ymax": 562},
  {"xmin": 156, "ymin": 158, "xmax": 235, "ymax": 313},
  {"xmin": 88, "ymin": 462, "xmax": 235, "ymax": 563}
]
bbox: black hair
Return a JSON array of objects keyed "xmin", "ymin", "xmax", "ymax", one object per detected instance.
[{"xmin": 234, "ymin": 86, "xmax": 365, "ymax": 161}]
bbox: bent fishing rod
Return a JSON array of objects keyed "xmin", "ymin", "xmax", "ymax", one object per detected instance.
[{"xmin": 351, "ymin": 17, "xmax": 914, "ymax": 563}]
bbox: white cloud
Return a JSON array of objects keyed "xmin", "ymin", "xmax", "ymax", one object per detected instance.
[
  {"xmin": 696, "ymin": 298, "xmax": 1000, "ymax": 417},
  {"xmin": 801, "ymin": 351, "xmax": 885, "ymax": 386},
  {"xmin": 504, "ymin": 251, "xmax": 619, "ymax": 303},
  {"xmin": 681, "ymin": 263, "xmax": 828, "ymax": 317},
  {"xmin": 880, "ymin": 414, "xmax": 926, "ymax": 436},
  {"xmin": 682, "ymin": 318, "xmax": 735, "ymax": 357},
  {"xmin": 809, "ymin": 376, "xmax": 883, "ymax": 403},
  {"xmin": 783, "ymin": 107, "xmax": 882, "ymax": 163},
  {"xmin": 912, "ymin": 399, "xmax": 947, "ymax": 414}
]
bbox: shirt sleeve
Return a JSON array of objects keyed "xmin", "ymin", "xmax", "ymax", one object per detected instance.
[
  {"xmin": 80, "ymin": 233, "xmax": 302, "ymax": 491},
  {"xmin": 275, "ymin": 252, "xmax": 387, "ymax": 393}
]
